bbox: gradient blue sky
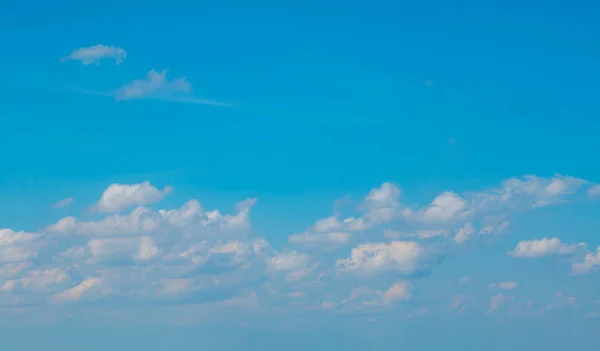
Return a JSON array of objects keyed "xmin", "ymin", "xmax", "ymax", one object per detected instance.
[{"xmin": 1, "ymin": 1, "xmax": 600, "ymax": 350}]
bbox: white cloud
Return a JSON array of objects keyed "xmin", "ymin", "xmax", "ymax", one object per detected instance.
[
  {"xmin": 115, "ymin": 70, "xmax": 231, "ymax": 106},
  {"xmin": 3, "ymin": 267, "xmax": 71, "ymax": 293},
  {"xmin": 385, "ymin": 229, "xmax": 448, "ymax": 240},
  {"xmin": 365, "ymin": 182, "xmax": 400, "ymax": 209},
  {"xmin": 0, "ymin": 247, "xmax": 38, "ymax": 263},
  {"xmin": 337, "ymin": 281, "xmax": 412, "ymax": 310},
  {"xmin": 1, "ymin": 173, "xmax": 599, "ymax": 320},
  {"xmin": 314, "ymin": 216, "xmax": 343, "ymax": 232},
  {"xmin": 52, "ymin": 197, "xmax": 74, "ymax": 209},
  {"xmin": 47, "ymin": 207, "xmax": 158, "ymax": 236},
  {"xmin": 473, "ymin": 175, "xmax": 588, "ymax": 212},
  {"xmin": 419, "ymin": 192, "xmax": 469, "ymax": 222},
  {"xmin": 0, "ymin": 229, "xmax": 39, "ymax": 246},
  {"xmin": 381, "ymin": 281, "xmax": 412, "ymax": 304},
  {"xmin": 266, "ymin": 251, "xmax": 318, "ymax": 282},
  {"xmin": 0, "ymin": 263, "xmax": 32, "ymax": 279},
  {"xmin": 488, "ymin": 293, "xmax": 513, "ymax": 314},
  {"xmin": 60, "ymin": 44, "xmax": 127, "ymax": 65},
  {"xmin": 135, "ymin": 236, "xmax": 161, "ymax": 261},
  {"xmin": 90, "ymin": 181, "xmax": 173, "ymax": 213},
  {"xmin": 479, "ymin": 219, "xmax": 510, "ymax": 236},
  {"xmin": 87, "ymin": 238, "xmax": 140, "ymax": 262},
  {"xmin": 0, "ymin": 229, "xmax": 43, "ymax": 263},
  {"xmin": 509, "ymin": 237, "xmax": 583, "ymax": 258},
  {"xmin": 288, "ymin": 232, "xmax": 351, "ymax": 248},
  {"xmin": 52, "ymin": 277, "xmax": 104, "ymax": 303},
  {"xmin": 336, "ymin": 241, "xmax": 425, "ymax": 275},
  {"xmin": 454, "ymin": 222, "xmax": 475, "ymax": 244},
  {"xmin": 487, "ymin": 281, "xmax": 518, "ymax": 290},
  {"xmin": 540, "ymin": 291, "xmax": 577, "ymax": 314},
  {"xmin": 589, "ymin": 185, "xmax": 600, "ymax": 198},
  {"xmin": 572, "ymin": 246, "xmax": 600, "ymax": 275},
  {"xmin": 287, "ymin": 183, "xmax": 400, "ymax": 247}
]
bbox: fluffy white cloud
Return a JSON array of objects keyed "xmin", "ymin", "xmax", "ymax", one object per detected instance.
[
  {"xmin": 454, "ymin": 222, "xmax": 475, "ymax": 244},
  {"xmin": 572, "ymin": 246, "xmax": 600, "ymax": 275},
  {"xmin": 365, "ymin": 182, "xmax": 401, "ymax": 209},
  {"xmin": 509, "ymin": 237, "xmax": 583, "ymax": 258},
  {"xmin": 91, "ymin": 181, "xmax": 173, "ymax": 213},
  {"xmin": 266, "ymin": 251, "xmax": 318, "ymax": 282},
  {"xmin": 418, "ymin": 192, "xmax": 469, "ymax": 222},
  {"xmin": 336, "ymin": 241, "xmax": 425, "ymax": 275},
  {"xmin": 0, "ymin": 229, "xmax": 39, "ymax": 246},
  {"xmin": 60, "ymin": 44, "xmax": 127, "ymax": 65},
  {"xmin": 115, "ymin": 70, "xmax": 230, "ymax": 106},
  {"xmin": 381, "ymin": 281, "xmax": 412, "ymax": 304},
  {"xmin": 0, "ymin": 229, "xmax": 43, "ymax": 263},
  {"xmin": 288, "ymin": 183, "xmax": 400, "ymax": 248},
  {"xmin": 2, "ymin": 267, "xmax": 71, "ymax": 293},
  {"xmin": 1, "ymin": 173, "xmax": 598, "ymax": 319},
  {"xmin": 473, "ymin": 174, "xmax": 589, "ymax": 212}
]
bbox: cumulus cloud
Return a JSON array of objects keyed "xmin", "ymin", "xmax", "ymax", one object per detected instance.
[
  {"xmin": 417, "ymin": 192, "xmax": 469, "ymax": 222},
  {"xmin": 336, "ymin": 241, "xmax": 425, "ymax": 275},
  {"xmin": 288, "ymin": 175, "xmax": 593, "ymax": 251},
  {"xmin": 288, "ymin": 183, "xmax": 400, "ymax": 248},
  {"xmin": 60, "ymin": 44, "xmax": 127, "ymax": 65},
  {"xmin": 90, "ymin": 182, "xmax": 173, "ymax": 213},
  {"xmin": 0, "ymin": 229, "xmax": 43, "ymax": 263},
  {"xmin": 266, "ymin": 251, "xmax": 318, "ymax": 282},
  {"xmin": 1, "ymin": 173, "xmax": 598, "ymax": 320},
  {"xmin": 509, "ymin": 238, "xmax": 583, "ymax": 258},
  {"xmin": 115, "ymin": 70, "xmax": 231, "ymax": 106},
  {"xmin": 381, "ymin": 281, "xmax": 412, "ymax": 304},
  {"xmin": 365, "ymin": 182, "xmax": 401, "ymax": 210},
  {"xmin": 572, "ymin": 246, "xmax": 600, "ymax": 275}
]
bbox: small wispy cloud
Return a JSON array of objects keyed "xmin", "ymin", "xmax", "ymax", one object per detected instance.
[
  {"xmin": 53, "ymin": 197, "xmax": 74, "ymax": 209},
  {"xmin": 60, "ymin": 44, "xmax": 127, "ymax": 65},
  {"xmin": 113, "ymin": 70, "xmax": 232, "ymax": 106},
  {"xmin": 487, "ymin": 281, "xmax": 518, "ymax": 291}
]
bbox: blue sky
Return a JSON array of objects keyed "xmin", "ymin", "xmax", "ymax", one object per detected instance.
[{"xmin": 2, "ymin": 1, "xmax": 600, "ymax": 350}]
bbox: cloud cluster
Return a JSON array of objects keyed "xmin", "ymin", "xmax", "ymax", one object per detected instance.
[
  {"xmin": 288, "ymin": 174, "xmax": 595, "ymax": 250},
  {"xmin": 0, "ymin": 174, "xmax": 598, "ymax": 320},
  {"xmin": 509, "ymin": 237, "xmax": 584, "ymax": 258},
  {"xmin": 60, "ymin": 45, "xmax": 230, "ymax": 106}
]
